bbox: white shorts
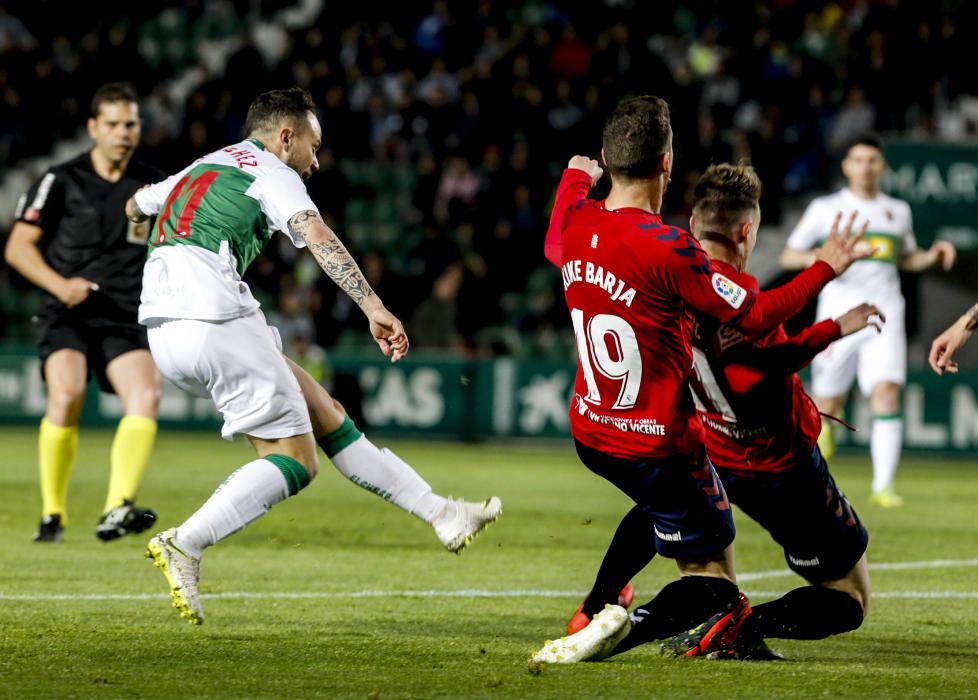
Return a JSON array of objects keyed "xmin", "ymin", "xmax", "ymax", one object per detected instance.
[
  {"xmin": 147, "ymin": 311, "xmax": 312, "ymax": 440},
  {"xmin": 811, "ymin": 300, "xmax": 906, "ymax": 398}
]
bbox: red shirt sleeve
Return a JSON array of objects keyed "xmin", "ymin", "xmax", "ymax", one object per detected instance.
[
  {"xmin": 667, "ymin": 232, "xmax": 836, "ymax": 335},
  {"xmin": 723, "ymin": 319, "xmax": 842, "ymax": 376},
  {"xmin": 544, "ymin": 168, "xmax": 593, "ymax": 267}
]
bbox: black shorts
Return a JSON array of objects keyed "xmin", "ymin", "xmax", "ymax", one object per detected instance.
[
  {"xmin": 575, "ymin": 441, "xmax": 736, "ymax": 561},
  {"xmin": 37, "ymin": 313, "xmax": 149, "ymax": 394},
  {"xmin": 717, "ymin": 446, "xmax": 869, "ymax": 583}
]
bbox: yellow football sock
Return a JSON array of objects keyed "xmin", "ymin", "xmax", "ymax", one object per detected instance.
[
  {"xmin": 104, "ymin": 415, "xmax": 157, "ymax": 512},
  {"xmin": 39, "ymin": 417, "xmax": 78, "ymax": 520}
]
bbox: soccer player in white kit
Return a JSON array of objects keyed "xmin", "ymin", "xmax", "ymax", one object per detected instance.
[
  {"xmin": 780, "ymin": 134, "xmax": 956, "ymax": 507},
  {"xmin": 125, "ymin": 88, "xmax": 500, "ymax": 624}
]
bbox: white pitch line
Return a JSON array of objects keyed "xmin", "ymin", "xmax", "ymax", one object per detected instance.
[
  {"xmin": 2, "ymin": 590, "xmax": 978, "ymax": 602},
  {"xmin": 1, "ymin": 558, "xmax": 976, "ymax": 603}
]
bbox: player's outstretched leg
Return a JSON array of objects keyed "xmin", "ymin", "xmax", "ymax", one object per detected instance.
[
  {"xmin": 530, "ymin": 605, "xmax": 631, "ymax": 668},
  {"xmin": 320, "ymin": 417, "xmax": 502, "ymax": 552},
  {"xmin": 146, "ymin": 448, "xmax": 314, "ymax": 624},
  {"xmin": 291, "ymin": 357, "xmax": 502, "ymax": 552}
]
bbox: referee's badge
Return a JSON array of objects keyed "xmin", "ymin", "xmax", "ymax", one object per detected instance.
[{"xmin": 127, "ymin": 219, "xmax": 150, "ymax": 245}]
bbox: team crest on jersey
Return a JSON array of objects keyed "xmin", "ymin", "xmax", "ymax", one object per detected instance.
[
  {"xmin": 716, "ymin": 325, "xmax": 746, "ymax": 352},
  {"xmin": 711, "ymin": 273, "xmax": 747, "ymax": 309}
]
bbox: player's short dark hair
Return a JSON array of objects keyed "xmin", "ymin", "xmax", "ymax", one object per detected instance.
[
  {"xmin": 90, "ymin": 82, "xmax": 138, "ymax": 118},
  {"xmin": 693, "ymin": 162, "xmax": 762, "ymax": 229},
  {"xmin": 602, "ymin": 96, "xmax": 672, "ymax": 180},
  {"xmin": 845, "ymin": 132, "xmax": 884, "ymax": 156},
  {"xmin": 245, "ymin": 87, "xmax": 317, "ymax": 136}
]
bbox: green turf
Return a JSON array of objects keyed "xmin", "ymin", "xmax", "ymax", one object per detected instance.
[{"xmin": 0, "ymin": 427, "xmax": 976, "ymax": 698}]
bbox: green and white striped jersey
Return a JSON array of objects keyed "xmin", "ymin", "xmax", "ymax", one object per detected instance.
[
  {"xmin": 786, "ymin": 187, "xmax": 917, "ymax": 318},
  {"xmin": 135, "ymin": 138, "xmax": 316, "ymax": 324}
]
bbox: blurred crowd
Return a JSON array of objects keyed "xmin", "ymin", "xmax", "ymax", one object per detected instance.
[{"xmin": 2, "ymin": 0, "xmax": 976, "ymax": 360}]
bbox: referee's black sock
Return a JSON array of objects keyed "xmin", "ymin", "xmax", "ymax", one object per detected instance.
[
  {"xmin": 582, "ymin": 505, "xmax": 657, "ymax": 618},
  {"xmin": 741, "ymin": 586, "xmax": 864, "ymax": 640},
  {"xmin": 610, "ymin": 575, "xmax": 740, "ymax": 656}
]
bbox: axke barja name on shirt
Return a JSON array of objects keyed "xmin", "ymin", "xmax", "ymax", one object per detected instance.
[{"xmin": 562, "ymin": 259, "xmax": 637, "ymax": 307}]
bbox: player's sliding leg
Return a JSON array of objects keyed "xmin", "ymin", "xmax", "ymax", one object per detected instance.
[
  {"xmin": 148, "ymin": 432, "xmax": 318, "ymax": 625},
  {"xmin": 98, "ymin": 350, "xmax": 160, "ymax": 541},
  {"xmin": 662, "ymin": 445, "xmax": 871, "ymax": 659},
  {"xmin": 567, "ymin": 504, "xmax": 651, "ymax": 634},
  {"xmin": 287, "ymin": 356, "xmax": 501, "ymax": 553},
  {"xmin": 534, "ymin": 547, "xmax": 744, "ymax": 666},
  {"xmin": 738, "ymin": 554, "xmax": 868, "ymax": 643},
  {"xmin": 868, "ymin": 381, "xmax": 903, "ymax": 507},
  {"xmin": 35, "ymin": 349, "xmax": 87, "ymax": 542},
  {"xmin": 671, "ymin": 555, "xmax": 869, "ymax": 661},
  {"xmin": 619, "ymin": 547, "xmax": 743, "ymax": 658},
  {"xmin": 533, "ymin": 445, "xmax": 742, "ymax": 664}
]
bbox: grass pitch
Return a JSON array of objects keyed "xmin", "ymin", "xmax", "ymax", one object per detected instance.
[{"xmin": 0, "ymin": 427, "xmax": 976, "ymax": 698}]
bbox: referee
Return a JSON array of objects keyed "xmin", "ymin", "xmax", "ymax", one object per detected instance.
[{"xmin": 5, "ymin": 83, "xmax": 162, "ymax": 543}]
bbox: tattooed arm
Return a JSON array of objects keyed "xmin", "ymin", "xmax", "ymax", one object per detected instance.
[
  {"xmin": 288, "ymin": 210, "xmax": 410, "ymax": 361},
  {"xmin": 288, "ymin": 209, "xmax": 376, "ymax": 307}
]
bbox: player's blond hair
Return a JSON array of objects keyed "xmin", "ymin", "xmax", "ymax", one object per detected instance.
[{"xmin": 692, "ymin": 162, "xmax": 762, "ymax": 230}]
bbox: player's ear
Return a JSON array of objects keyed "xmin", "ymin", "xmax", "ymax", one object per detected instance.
[
  {"xmin": 689, "ymin": 213, "xmax": 697, "ymax": 234},
  {"xmin": 738, "ymin": 220, "xmax": 751, "ymax": 242},
  {"xmin": 600, "ymin": 147, "xmax": 607, "ymax": 167},
  {"xmin": 660, "ymin": 151, "xmax": 672, "ymax": 177},
  {"xmin": 87, "ymin": 117, "xmax": 98, "ymax": 140},
  {"xmin": 280, "ymin": 126, "xmax": 293, "ymax": 150}
]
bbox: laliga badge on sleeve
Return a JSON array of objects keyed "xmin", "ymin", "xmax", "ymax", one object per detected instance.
[{"xmin": 711, "ymin": 272, "xmax": 747, "ymax": 309}]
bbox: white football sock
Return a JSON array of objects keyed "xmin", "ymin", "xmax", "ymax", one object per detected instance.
[
  {"xmin": 870, "ymin": 417, "xmax": 902, "ymax": 493},
  {"xmin": 331, "ymin": 435, "xmax": 448, "ymax": 523},
  {"xmin": 175, "ymin": 458, "xmax": 297, "ymax": 558}
]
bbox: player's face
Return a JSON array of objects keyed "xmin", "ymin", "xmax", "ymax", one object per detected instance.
[
  {"xmin": 842, "ymin": 145, "xmax": 884, "ymax": 192},
  {"xmin": 88, "ymin": 101, "xmax": 140, "ymax": 166},
  {"xmin": 288, "ymin": 112, "xmax": 322, "ymax": 180}
]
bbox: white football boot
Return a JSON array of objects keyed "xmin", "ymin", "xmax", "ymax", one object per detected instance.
[
  {"xmin": 432, "ymin": 496, "xmax": 502, "ymax": 553},
  {"xmin": 146, "ymin": 528, "xmax": 204, "ymax": 625},
  {"xmin": 530, "ymin": 605, "xmax": 631, "ymax": 668}
]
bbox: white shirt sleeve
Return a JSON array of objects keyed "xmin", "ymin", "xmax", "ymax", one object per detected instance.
[
  {"xmin": 900, "ymin": 201, "xmax": 918, "ymax": 253},
  {"xmin": 251, "ymin": 165, "xmax": 318, "ymax": 248},
  {"xmin": 786, "ymin": 198, "xmax": 827, "ymax": 251},
  {"xmin": 134, "ymin": 161, "xmax": 197, "ymax": 216}
]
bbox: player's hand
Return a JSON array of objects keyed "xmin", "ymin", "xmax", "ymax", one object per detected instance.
[
  {"xmin": 814, "ymin": 211, "xmax": 873, "ymax": 276},
  {"xmin": 567, "ymin": 156, "xmax": 603, "ymax": 186},
  {"xmin": 366, "ymin": 305, "xmax": 410, "ymax": 362},
  {"xmin": 929, "ymin": 314, "xmax": 973, "ymax": 375},
  {"xmin": 57, "ymin": 277, "xmax": 99, "ymax": 308},
  {"xmin": 835, "ymin": 303, "xmax": 885, "ymax": 337},
  {"xmin": 930, "ymin": 240, "xmax": 957, "ymax": 271}
]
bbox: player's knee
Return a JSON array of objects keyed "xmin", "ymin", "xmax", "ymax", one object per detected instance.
[
  {"xmin": 129, "ymin": 381, "xmax": 162, "ymax": 415},
  {"xmin": 295, "ymin": 448, "xmax": 320, "ymax": 480},
  {"xmin": 824, "ymin": 586, "xmax": 867, "ymax": 631},
  {"xmin": 848, "ymin": 587, "xmax": 870, "ymax": 621},
  {"xmin": 870, "ymin": 383, "xmax": 901, "ymax": 414},
  {"xmin": 47, "ymin": 386, "xmax": 86, "ymax": 419}
]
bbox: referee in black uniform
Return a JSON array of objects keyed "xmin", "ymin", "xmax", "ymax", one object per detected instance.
[{"xmin": 5, "ymin": 83, "xmax": 162, "ymax": 543}]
